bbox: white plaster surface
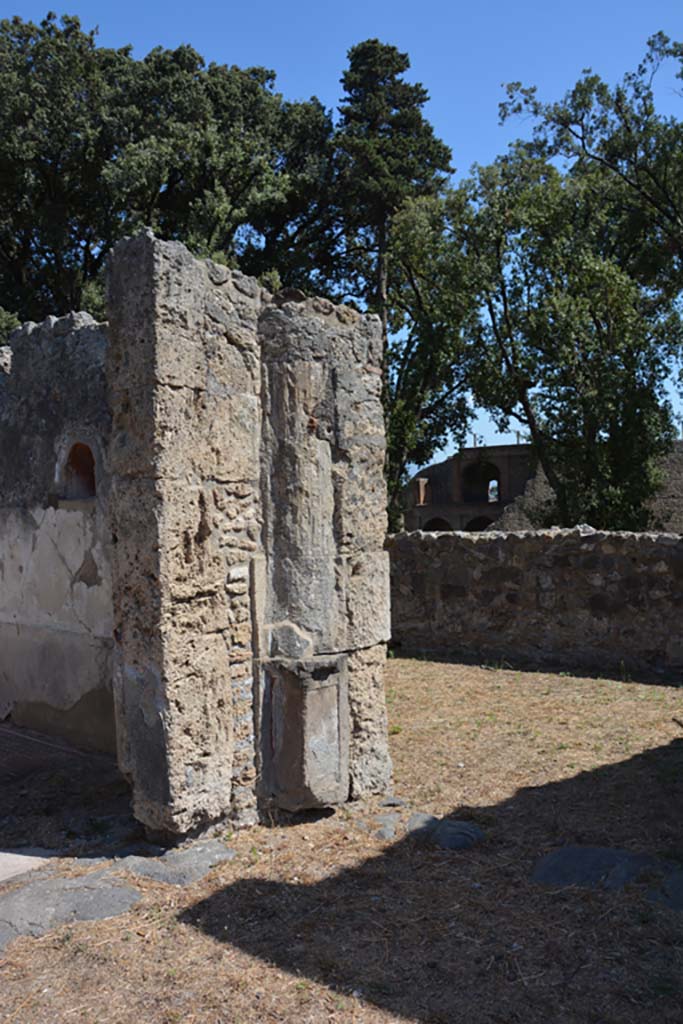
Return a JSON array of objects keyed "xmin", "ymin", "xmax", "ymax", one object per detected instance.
[
  {"xmin": 0, "ymin": 506, "xmax": 112, "ymax": 636},
  {"xmin": 0, "ymin": 504, "xmax": 113, "ymax": 720},
  {"xmin": 0, "ymin": 848, "xmax": 55, "ymax": 884}
]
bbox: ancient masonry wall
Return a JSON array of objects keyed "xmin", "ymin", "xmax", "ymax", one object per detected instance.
[
  {"xmin": 106, "ymin": 233, "xmax": 391, "ymax": 835},
  {"xmin": 388, "ymin": 528, "xmax": 683, "ymax": 678},
  {"xmin": 0, "ymin": 314, "xmax": 114, "ymax": 751}
]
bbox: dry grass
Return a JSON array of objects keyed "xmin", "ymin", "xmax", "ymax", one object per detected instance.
[{"xmin": 1, "ymin": 658, "xmax": 682, "ymax": 1024}]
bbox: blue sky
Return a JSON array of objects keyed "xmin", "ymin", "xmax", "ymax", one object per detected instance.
[{"xmin": 12, "ymin": 1, "xmax": 683, "ymax": 451}]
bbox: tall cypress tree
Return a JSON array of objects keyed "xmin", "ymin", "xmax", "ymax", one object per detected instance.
[{"xmin": 335, "ymin": 39, "xmax": 452, "ymax": 344}]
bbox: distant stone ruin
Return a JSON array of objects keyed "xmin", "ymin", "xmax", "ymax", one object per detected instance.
[
  {"xmin": 0, "ymin": 232, "xmax": 392, "ymax": 835},
  {"xmin": 404, "ymin": 444, "xmax": 683, "ymax": 533}
]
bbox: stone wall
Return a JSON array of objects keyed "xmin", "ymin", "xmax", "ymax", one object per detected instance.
[
  {"xmin": 105, "ymin": 233, "xmax": 391, "ymax": 835},
  {"xmin": 0, "ymin": 315, "xmax": 114, "ymax": 751},
  {"xmin": 0, "ymin": 232, "xmax": 392, "ymax": 835},
  {"xmin": 388, "ymin": 528, "xmax": 683, "ymax": 679}
]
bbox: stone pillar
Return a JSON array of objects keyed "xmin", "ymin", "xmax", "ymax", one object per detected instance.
[
  {"xmin": 106, "ymin": 232, "xmax": 391, "ymax": 833},
  {"xmin": 106, "ymin": 233, "xmax": 262, "ymax": 834},
  {"xmin": 258, "ymin": 294, "xmax": 392, "ymax": 806}
]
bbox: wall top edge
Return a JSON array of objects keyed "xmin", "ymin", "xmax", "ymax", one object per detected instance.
[{"xmin": 387, "ymin": 526, "xmax": 683, "ymax": 543}]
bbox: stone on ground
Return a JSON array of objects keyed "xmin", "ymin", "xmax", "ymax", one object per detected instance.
[
  {"xmin": 406, "ymin": 813, "xmax": 485, "ymax": 850},
  {"xmin": 0, "ymin": 870, "xmax": 141, "ymax": 951},
  {"xmin": 532, "ymin": 845, "xmax": 683, "ymax": 911},
  {"xmin": 119, "ymin": 839, "xmax": 236, "ymax": 886}
]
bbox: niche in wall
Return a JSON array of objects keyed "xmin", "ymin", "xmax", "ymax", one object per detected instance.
[{"xmin": 62, "ymin": 442, "xmax": 96, "ymax": 500}]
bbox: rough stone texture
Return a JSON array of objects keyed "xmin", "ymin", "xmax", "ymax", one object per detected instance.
[
  {"xmin": 0, "ymin": 848, "xmax": 54, "ymax": 884},
  {"xmin": 106, "ymin": 235, "xmax": 265, "ymax": 834},
  {"xmin": 403, "ymin": 444, "xmax": 534, "ymax": 532},
  {"xmin": 0, "ymin": 870, "xmax": 141, "ymax": 952},
  {"xmin": 262, "ymin": 656, "xmax": 350, "ymax": 811},
  {"xmin": 104, "ymin": 233, "xmax": 391, "ymax": 833},
  {"xmin": 0, "ymin": 314, "xmax": 114, "ymax": 751},
  {"xmin": 1, "ymin": 231, "xmax": 391, "ymax": 834},
  {"xmin": 388, "ymin": 527, "xmax": 683, "ymax": 678},
  {"xmin": 119, "ymin": 839, "xmax": 236, "ymax": 886}
]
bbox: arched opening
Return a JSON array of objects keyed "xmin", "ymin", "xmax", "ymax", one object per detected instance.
[
  {"xmin": 63, "ymin": 443, "xmax": 96, "ymax": 499},
  {"xmin": 464, "ymin": 515, "xmax": 494, "ymax": 532},
  {"xmin": 422, "ymin": 517, "xmax": 453, "ymax": 532},
  {"xmin": 462, "ymin": 461, "xmax": 501, "ymax": 504}
]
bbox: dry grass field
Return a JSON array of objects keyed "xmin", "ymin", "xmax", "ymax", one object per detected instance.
[{"xmin": 1, "ymin": 657, "xmax": 682, "ymax": 1024}]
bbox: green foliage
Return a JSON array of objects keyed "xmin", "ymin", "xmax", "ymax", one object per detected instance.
[
  {"xmin": 331, "ymin": 41, "xmax": 462, "ymax": 517},
  {"xmin": 457, "ymin": 148, "xmax": 680, "ymax": 529},
  {"xmin": 0, "ymin": 12, "xmax": 331, "ymax": 319},
  {"xmin": 500, "ymin": 32, "xmax": 683, "ymax": 299},
  {"xmin": 333, "ymin": 39, "xmax": 453, "ymax": 339},
  {"xmin": 384, "ymin": 194, "xmax": 474, "ymax": 519},
  {"xmin": 0, "ymin": 306, "xmax": 19, "ymax": 343},
  {"xmin": 1, "ymin": 18, "xmax": 682, "ymax": 530}
]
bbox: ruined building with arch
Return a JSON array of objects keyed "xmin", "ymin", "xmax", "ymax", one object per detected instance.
[{"xmin": 404, "ymin": 443, "xmax": 683, "ymax": 533}]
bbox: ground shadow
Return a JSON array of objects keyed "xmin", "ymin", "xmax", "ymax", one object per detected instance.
[
  {"xmin": 0, "ymin": 722, "xmax": 141, "ymax": 856},
  {"xmin": 182, "ymin": 738, "xmax": 683, "ymax": 1024}
]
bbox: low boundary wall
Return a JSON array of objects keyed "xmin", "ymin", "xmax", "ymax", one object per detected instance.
[{"xmin": 387, "ymin": 528, "xmax": 683, "ymax": 679}]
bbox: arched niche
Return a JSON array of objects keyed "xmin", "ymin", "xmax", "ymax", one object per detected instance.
[
  {"xmin": 464, "ymin": 515, "xmax": 494, "ymax": 531},
  {"xmin": 62, "ymin": 442, "xmax": 97, "ymax": 500},
  {"xmin": 462, "ymin": 461, "xmax": 501, "ymax": 504}
]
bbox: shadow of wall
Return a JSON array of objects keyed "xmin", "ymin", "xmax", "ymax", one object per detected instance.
[{"xmin": 181, "ymin": 735, "xmax": 683, "ymax": 1023}]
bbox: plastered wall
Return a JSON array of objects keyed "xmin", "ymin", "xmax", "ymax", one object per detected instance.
[{"xmin": 0, "ymin": 314, "xmax": 114, "ymax": 750}]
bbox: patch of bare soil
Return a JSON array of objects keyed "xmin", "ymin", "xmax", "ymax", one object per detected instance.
[{"xmin": 1, "ymin": 659, "xmax": 682, "ymax": 1024}]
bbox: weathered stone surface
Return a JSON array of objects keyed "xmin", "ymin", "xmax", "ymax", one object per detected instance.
[
  {"xmin": 2, "ymin": 230, "xmax": 392, "ymax": 837},
  {"xmin": 532, "ymin": 845, "xmax": 683, "ymax": 911},
  {"xmin": 262, "ymin": 656, "xmax": 350, "ymax": 811},
  {"xmin": 406, "ymin": 812, "xmax": 439, "ymax": 836},
  {"xmin": 0, "ymin": 313, "xmax": 114, "ymax": 752},
  {"xmin": 0, "ymin": 848, "xmax": 54, "ymax": 884},
  {"xmin": 431, "ymin": 820, "xmax": 485, "ymax": 850},
  {"xmin": 405, "ymin": 813, "xmax": 485, "ymax": 850},
  {"xmin": 347, "ymin": 645, "xmax": 392, "ymax": 798},
  {"xmin": 388, "ymin": 528, "xmax": 683, "ymax": 677},
  {"xmin": 120, "ymin": 839, "xmax": 236, "ymax": 886},
  {"xmin": 0, "ymin": 871, "xmax": 141, "ymax": 952}
]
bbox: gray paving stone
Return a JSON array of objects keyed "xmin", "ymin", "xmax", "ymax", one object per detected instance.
[
  {"xmin": 432, "ymin": 820, "xmax": 485, "ymax": 850},
  {"xmin": 532, "ymin": 845, "xmax": 683, "ymax": 912},
  {"xmin": 532, "ymin": 845, "xmax": 660, "ymax": 890},
  {"xmin": 0, "ymin": 870, "xmax": 141, "ymax": 951},
  {"xmin": 119, "ymin": 839, "xmax": 236, "ymax": 886},
  {"xmin": 380, "ymin": 796, "xmax": 407, "ymax": 808},
  {"xmin": 374, "ymin": 813, "xmax": 400, "ymax": 828},
  {"xmin": 406, "ymin": 812, "xmax": 439, "ymax": 836}
]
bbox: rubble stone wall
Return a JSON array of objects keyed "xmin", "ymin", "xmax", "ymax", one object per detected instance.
[
  {"xmin": 0, "ymin": 315, "xmax": 114, "ymax": 751},
  {"xmin": 106, "ymin": 234, "xmax": 392, "ymax": 835},
  {"xmin": 388, "ymin": 529, "xmax": 683, "ymax": 679}
]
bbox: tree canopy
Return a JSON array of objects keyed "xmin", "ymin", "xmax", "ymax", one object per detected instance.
[{"xmin": 2, "ymin": 16, "xmax": 682, "ymax": 529}]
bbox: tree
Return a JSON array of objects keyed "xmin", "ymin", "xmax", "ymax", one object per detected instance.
[
  {"xmin": 384, "ymin": 194, "xmax": 474, "ymax": 521},
  {"xmin": 334, "ymin": 39, "xmax": 453, "ymax": 343},
  {"xmin": 0, "ymin": 13, "xmax": 332, "ymax": 320},
  {"xmin": 459, "ymin": 148, "xmax": 680, "ymax": 529},
  {"xmin": 500, "ymin": 33, "xmax": 683, "ymax": 299}
]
